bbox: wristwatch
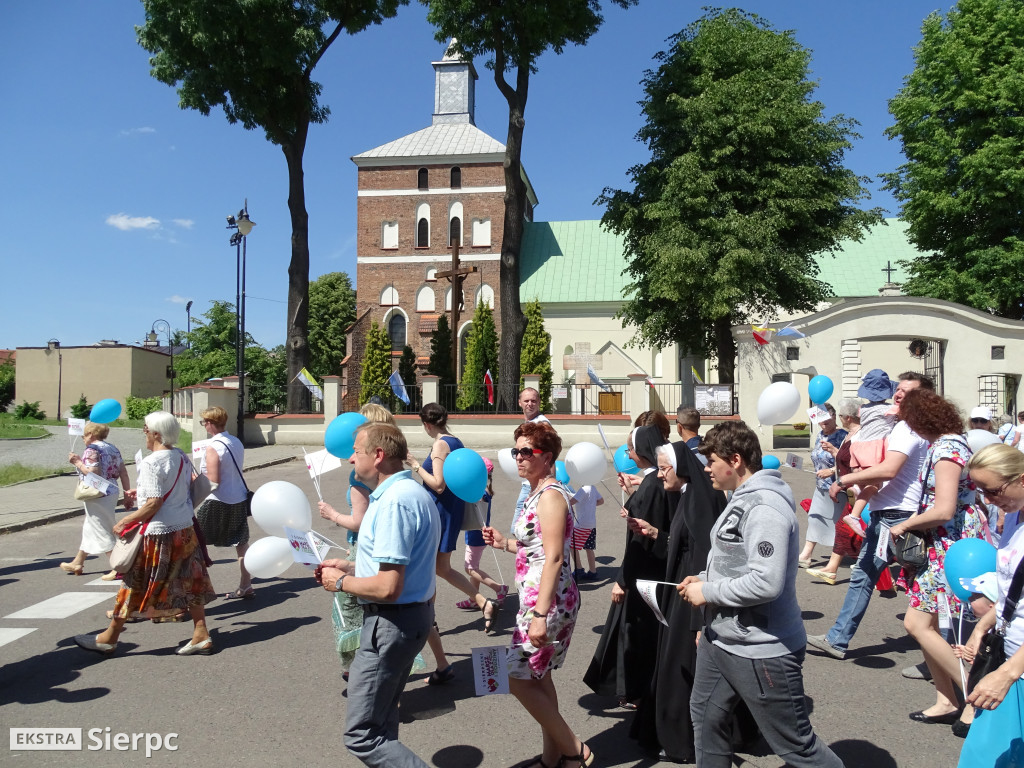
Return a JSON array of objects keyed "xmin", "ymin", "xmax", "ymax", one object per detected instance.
[{"xmin": 335, "ymin": 575, "xmax": 346, "ymax": 593}]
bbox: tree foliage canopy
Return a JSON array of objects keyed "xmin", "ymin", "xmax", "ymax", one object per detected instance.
[
  {"xmin": 600, "ymin": 9, "xmax": 881, "ymax": 381},
  {"xmin": 0, "ymin": 360, "xmax": 15, "ymax": 412},
  {"xmin": 308, "ymin": 271, "xmax": 356, "ymax": 378},
  {"xmin": 427, "ymin": 314, "xmax": 455, "ymax": 389},
  {"xmin": 423, "ymin": 0, "xmax": 634, "ymax": 409},
  {"xmin": 359, "ymin": 320, "xmax": 393, "ymax": 405},
  {"xmin": 457, "ymin": 300, "xmax": 499, "ymax": 410},
  {"xmin": 881, "ymin": 0, "xmax": 1024, "ymax": 316},
  {"xmin": 519, "ymin": 299, "xmax": 553, "ymax": 412}
]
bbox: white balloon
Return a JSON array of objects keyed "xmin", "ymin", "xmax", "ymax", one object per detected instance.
[
  {"xmin": 243, "ymin": 536, "xmax": 294, "ymax": 579},
  {"xmin": 967, "ymin": 429, "xmax": 1001, "ymax": 454},
  {"xmin": 756, "ymin": 382, "xmax": 802, "ymax": 426},
  {"xmin": 565, "ymin": 442, "xmax": 608, "ymax": 486},
  {"xmin": 251, "ymin": 481, "xmax": 312, "ymax": 538},
  {"xmin": 497, "ymin": 447, "xmax": 520, "ymax": 480}
]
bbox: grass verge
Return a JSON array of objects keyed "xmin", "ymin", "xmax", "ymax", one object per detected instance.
[
  {"xmin": 0, "ymin": 463, "xmax": 69, "ymax": 486},
  {"xmin": 0, "ymin": 423, "xmax": 49, "ymax": 438}
]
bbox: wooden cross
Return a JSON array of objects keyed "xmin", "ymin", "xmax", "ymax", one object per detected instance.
[
  {"xmin": 435, "ymin": 241, "xmax": 477, "ymax": 378},
  {"xmin": 882, "ymin": 260, "xmax": 897, "ymax": 282},
  {"xmin": 562, "ymin": 341, "xmax": 602, "ymax": 384}
]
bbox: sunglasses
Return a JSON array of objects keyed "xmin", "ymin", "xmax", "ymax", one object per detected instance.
[
  {"xmin": 970, "ymin": 418, "xmax": 990, "ymax": 424},
  {"xmin": 510, "ymin": 447, "xmax": 542, "ymax": 460},
  {"xmin": 976, "ymin": 477, "xmax": 1015, "ymax": 499}
]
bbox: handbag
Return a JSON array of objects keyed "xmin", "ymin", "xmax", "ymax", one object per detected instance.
[
  {"xmin": 969, "ymin": 548, "xmax": 1024, "ymax": 691},
  {"xmin": 890, "ymin": 530, "xmax": 928, "ymax": 569},
  {"xmin": 190, "ymin": 469, "xmax": 213, "ymax": 510},
  {"xmin": 217, "ymin": 437, "xmax": 253, "ymax": 516},
  {"xmin": 108, "ymin": 454, "xmax": 184, "ymax": 572},
  {"xmin": 73, "ymin": 480, "xmax": 105, "ymax": 501}
]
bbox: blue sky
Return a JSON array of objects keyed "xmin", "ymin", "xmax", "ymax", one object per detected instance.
[{"xmin": 0, "ymin": 0, "xmax": 949, "ymax": 352}]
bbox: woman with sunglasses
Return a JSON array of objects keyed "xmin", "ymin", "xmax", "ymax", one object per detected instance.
[
  {"xmin": 482, "ymin": 421, "xmax": 591, "ymax": 768},
  {"xmin": 958, "ymin": 444, "xmax": 1024, "ymax": 765}
]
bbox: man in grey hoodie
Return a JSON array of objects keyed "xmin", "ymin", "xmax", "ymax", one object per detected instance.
[{"xmin": 679, "ymin": 422, "xmax": 842, "ymax": 768}]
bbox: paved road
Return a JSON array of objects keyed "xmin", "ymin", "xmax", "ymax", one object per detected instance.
[
  {"xmin": 0, "ymin": 457, "xmax": 967, "ymax": 767},
  {"xmin": 0, "ymin": 427, "xmax": 149, "ymax": 472}
]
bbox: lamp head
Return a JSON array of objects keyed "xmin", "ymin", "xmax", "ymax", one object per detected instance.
[{"xmin": 236, "ymin": 210, "xmax": 255, "ymax": 236}]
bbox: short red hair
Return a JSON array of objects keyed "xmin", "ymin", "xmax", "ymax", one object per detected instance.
[{"xmin": 514, "ymin": 421, "xmax": 561, "ymax": 460}]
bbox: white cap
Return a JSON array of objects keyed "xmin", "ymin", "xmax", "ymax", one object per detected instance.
[
  {"xmin": 970, "ymin": 406, "xmax": 993, "ymax": 421},
  {"xmin": 960, "ymin": 572, "xmax": 998, "ymax": 603}
]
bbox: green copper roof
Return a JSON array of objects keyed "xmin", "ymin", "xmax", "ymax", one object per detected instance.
[
  {"xmin": 519, "ymin": 217, "xmax": 926, "ymax": 305},
  {"xmin": 519, "ymin": 220, "xmax": 627, "ymax": 304}
]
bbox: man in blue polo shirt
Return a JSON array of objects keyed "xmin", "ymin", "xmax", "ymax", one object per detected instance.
[{"xmin": 319, "ymin": 422, "xmax": 440, "ymax": 767}]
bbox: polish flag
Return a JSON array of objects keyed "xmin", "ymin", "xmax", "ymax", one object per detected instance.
[{"xmin": 484, "ymin": 369, "xmax": 494, "ymax": 405}]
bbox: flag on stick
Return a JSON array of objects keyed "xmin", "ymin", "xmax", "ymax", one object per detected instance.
[
  {"xmin": 483, "ymin": 369, "xmax": 495, "ymax": 405},
  {"xmin": 296, "ymin": 367, "xmax": 324, "ymax": 400},
  {"xmin": 388, "ymin": 370, "xmax": 410, "ymax": 405},
  {"xmin": 587, "ymin": 363, "xmax": 612, "ymax": 393}
]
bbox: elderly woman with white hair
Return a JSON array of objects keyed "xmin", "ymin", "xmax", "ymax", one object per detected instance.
[
  {"xmin": 63, "ymin": 421, "xmax": 132, "ymax": 579},
  {"xmin": 73, "ymin": 411, "xmax": 217, "ymax": 657},
  {"xmin": 797, "ymin": 402, "xmax": 848, "ymax": 572}
]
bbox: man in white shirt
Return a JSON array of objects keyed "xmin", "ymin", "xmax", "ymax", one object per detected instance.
[{"xmin": 807, "ymin": 372, "xmax": 934, "ymax": 660}]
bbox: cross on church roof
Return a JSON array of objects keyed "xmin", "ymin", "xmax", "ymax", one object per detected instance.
[{"xmin": 882, "ymin": 260, "xmax": 897, "ymax": 282}]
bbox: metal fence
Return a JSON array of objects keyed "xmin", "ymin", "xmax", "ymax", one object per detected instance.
[
  {"xmin": 649, "ymin": 382, "xmax": 737, "ymax": 417},
  {"xmin": 342, "ymin": 384, "xmax": 422, "ymax": 416},
  {"xmin": 438, "ymin": 384, "xmax": 513, "ymax": 415},
  {"xmin": 246, "ymin": 384, "xmax": 322, "ymax": 415}
]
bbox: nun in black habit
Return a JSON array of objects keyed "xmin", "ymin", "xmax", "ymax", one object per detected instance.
[
  {"xmin": 629, "ymin": 440, "xmax": 760, "ymax": 762},
  {"xmin": 583, "ymin": 425, "xmax": 674, "ymax": 706}
]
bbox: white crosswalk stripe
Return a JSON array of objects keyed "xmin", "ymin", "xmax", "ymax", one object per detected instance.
[
  {"xmin": 5, "ymin": 592, "xmax": 114, "ymax": 620},
  {"xmin": 0, "ymin": 627, "xmax": 37, "ymax": 647}
]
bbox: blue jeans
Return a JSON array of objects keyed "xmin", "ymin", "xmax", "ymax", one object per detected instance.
[
  {"xmin": 510, "ymin": 482, "xmax": 530, "ymax": 535},
  {"xmin": 344, "ymin": 602, "xmax": 433, "ymax": 767},
  {"xmin": 825, "ymin": 508, "xmax": 912, "ymax": 652}
]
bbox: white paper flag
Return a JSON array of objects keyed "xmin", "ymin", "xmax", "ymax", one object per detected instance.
[
  {"xmin": 785, "ymin": 453, "xmax": 804, "ymax": 471},
  {"xmin": 304, "ymin": 448, "xmax": 343, "ymax": 478},
  {"xmin": 471, "ymin": 645, "xmax": 511, "ymax": 696},
  {"xmin": 635, "ymin": 579, "xmax": 674, "ymax": 626},
  {"xmin": 67, "ymin": 418, "xmax": 85, "ymax": 436}
]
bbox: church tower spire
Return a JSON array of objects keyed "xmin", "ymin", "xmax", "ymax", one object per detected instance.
[{"xmin": 432, "ymin": 38, "xmax": 477, "ymax": 126}]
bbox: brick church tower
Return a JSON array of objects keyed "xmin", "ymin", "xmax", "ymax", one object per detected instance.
[{"xmin": 341, "ymin": 42, "xmax": 536, "ymax": 403}]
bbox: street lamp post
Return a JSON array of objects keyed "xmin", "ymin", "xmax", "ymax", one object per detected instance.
[
  {"xmin": 47, "ymin": 339, "xmax": 62, "ymax": 419},
  {"xmin": 227, "ymin": 201, "xmax": 255, "ymax": 437},
  {"xmin": 185, "ymin": 300, "xmax": 193, "ymax": 349},
  {"xmin": 149, "ymin": 320, "xmax": 173, "ymax": 414}
]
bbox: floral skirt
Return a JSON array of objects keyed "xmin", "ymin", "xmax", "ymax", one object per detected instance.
[
  {"xmin": 111, "ymin": 527, "xmax": 217, "ymax": 621},
  {"xmin": 196, "ymin": 498, "xmax": 250, "ymax": 548}
]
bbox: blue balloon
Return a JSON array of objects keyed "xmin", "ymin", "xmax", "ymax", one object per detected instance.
[
  {"xmin": 613, "ymin": 444, "xmax": 638, "ymax": 474},
  {"xmin": 445, "ymin": 448, "xmax": 488, "ymax": 503},
  {"xmin": 324, "ymin": 412, "xmax": 368, "ymax": 459},
  {"xmin": 808, "ymin": 375, "xmax": 834, "ymax": 405},
  {"xmin": 89, "ymin": 398, "xmax": 122, "ymax": 424},
  {"xmin": 555, "ymin": 460, "xmax": 570, "ymax": 485},
  {"xmin": 944, "ymin": 538, "xmax": 997, "ymax": 602},
  {"xmin": 762, "ymin": 455, "xmax": 781, "ymax": 470}
]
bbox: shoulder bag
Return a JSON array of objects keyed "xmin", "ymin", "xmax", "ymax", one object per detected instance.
[
  {"xmin": 73, "ymin": 480, "xmax": 105, "ymax": 501},
  {"xmin": 889, "ymin": 445, "xmax": 945, "ymax": 570},
  {"xmin": 109, "ymin": 454, "xmax": 184, "ymax": 572},
  {"xmin": 968, "ymin": 550, "xmax": 1024, "ymax": 692},
  {"xmin": 217, "ymin": 437, "xmax": 254, "ymax": 516}
]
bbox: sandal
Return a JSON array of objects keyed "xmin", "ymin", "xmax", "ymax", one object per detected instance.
[
  {"xmin": 495, "ymin": 584, "xmax": 510, "ymax": 604},
  {"xmin": 153, "ymin": 611, "xmax": 188, "ymax": 624},
  {"xmin": 455, "ymin": 598, "xmax": 476, "ymax": 610},
  {"xmin": 426, "ymin": 666, "xmax": 455, "ymax": 685},
  {"xmin": 224, "ymin": 588, "xmax": 256, "ymax": 600},
  {"xmin": 482, "ymin": 598, "xmax": 500, "ymax": 634},
  {"xmin": 59, "ymin": 562, "xmax": 84, "ymax": 576},
  {"xmin": 105, "ymin": 610, "xmax": 142, "ymax": 623},
  {"xmin": 559, "ymin": 742, "xmax": 594, "ymax": 768}
]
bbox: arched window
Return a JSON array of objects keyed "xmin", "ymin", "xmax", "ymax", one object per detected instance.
[
  {"xmin": 387, "ymin": 312, "xmax": 407, "ymax": 351},
  {"xmin": 415, "ymin": 202, "xmax": 430, "ymax": 248},
  {"xmin": 450, "ymin": 167, "xmax": 461, "ymax": 189},
  {"xmin": 417, "ymin": 167, "xmax": 428, "ymax": 190},
  {"xmin": 380, "ymin": 286, "xmax": 399, "ymax": 306},
  {"xmin": 476, "ymin": 283, "xmax": 495, "ymax": 308},
  {"xmin": 416, "ymin": 286, "xmax": 435, "ymax": 312},
  {"xmin": 654, "ymin": 352, "xmax": 664, "ymax": 378},
  {"xmin": 449, "ymin": 217, "xmax": 461, "ymax": 247},
  {"xmin": 458, "ymin": 322, "xmax": 472, "ymax": 376},
  {"xmin": 426, "ymin": 267, "xmax": 437, "ymax": 282},
  {"xmin": 445, "ymin": 286, "xmax": 465, "ymax": 311}
]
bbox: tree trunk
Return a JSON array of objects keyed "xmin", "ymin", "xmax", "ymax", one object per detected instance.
[
  {"xmin": 713, "ymin": 315, "xmax": 736, "ymax": 385},
  {"xmin": 283, "ymin": 129, "xmax": 311, "ymax": 413},
  {"xmin": 496, "ymin": 73, "xmax": 529, "ymax": 413}
]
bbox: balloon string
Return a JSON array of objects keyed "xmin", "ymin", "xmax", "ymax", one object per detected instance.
[{"xmin": 956, "ymin": 597, "xmax": 967, "ymax": 694}]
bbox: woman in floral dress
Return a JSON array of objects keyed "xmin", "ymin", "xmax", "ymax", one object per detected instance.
[
  {"xmin": 482, "ymin": 421, "xmax": 592, "ymax": 768},
  {"xmin": 891, "ymin": 389, "xmax": 988, "ymax": 728}
]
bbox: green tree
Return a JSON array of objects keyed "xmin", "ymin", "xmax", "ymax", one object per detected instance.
[
  {"xmin": 308, "ymin": 271, "xmax": 356, "ymax": 378},
  {"xmin": 423, "ymin": 0, "xmax": 635, "ymax": 409},
  {"xmin": 457, "ymin": 300, "xmax": 499, "ymax": 411},
  {"xmin": 69, "ymin": 395, "xmax": 91, "ymax": 420},
  {"xmin": 398, "ymin": 345, "xmax": 419, "ymax": 412},
  {"xmin": 881, "ymin": 0, "xmax": 1024, "ymax": 316},
  {"xmin": 519, "ymin": 299, "xmax": 553, "ymax": 412},
  {"xmin": 600, "ymin": 9, "xmax": 882, "ymax": 382},
  {"xmin": 137, "ymin": 0, "xmax": 406, "ymax": 413},
  {"xmin": 174, "ymin": 301, "xmax": 239, "ymax": 387},
  {"xmin": 359, "ymin": 321, "xmax": 392, "ymax": 405},
  {"xmin": 427, "ymin": 314, "xmax": 455, "ymax": 391},
  {"xmin": 0, "ymin": 360, "xmax": 15, "ymax": 412}
]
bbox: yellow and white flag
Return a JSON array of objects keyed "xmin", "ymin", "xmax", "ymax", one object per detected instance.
[{"xmin": 296, "ymin": 367, "xmax": 324, "ymax": 401}]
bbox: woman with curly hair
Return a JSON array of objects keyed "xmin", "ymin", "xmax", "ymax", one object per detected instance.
[
  {"xmin": 482, "ymin": 421, "xmax": 591, "ymax": 768},
  {"xmin": 890, "ymin": 389, "xmax": 988, "ymax": 728}
]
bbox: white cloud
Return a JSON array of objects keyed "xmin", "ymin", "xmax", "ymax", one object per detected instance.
[
  {"xmin": 167, "ymin": 295, "xmax": 191, "ymax": 304},
  {"xmin": 106, "ymin": 213, "xmax": 160, "ymax": 231},
  {"xmin": 119, "ymin": 126, "xmax": 157, "ymax": 137},
  {"xmin": 172, "ymin": 218, "xmax": 194, "ymax": 229}
]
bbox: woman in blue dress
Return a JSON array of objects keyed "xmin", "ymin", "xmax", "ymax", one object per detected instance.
[{"xmin": 407, "ymin": 402, "xmax": 497, "ymax": 684}]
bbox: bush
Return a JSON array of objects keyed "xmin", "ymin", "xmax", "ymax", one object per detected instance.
[
  {"xmin": 125, "ymin": 395, "xmax": 163, "ymax": 420},
  {"xmin": 69, "ymin": 394, "xmax": 91, "ymax": 419},
  {"xmin": 14, "ymin": 401, "xmax": 46, "ymax": 420}
]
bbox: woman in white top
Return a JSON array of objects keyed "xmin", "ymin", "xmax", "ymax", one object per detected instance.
[
  {"xmin": 958, "ymin": 444, "xmax": 1024, "ymax": 764},
  {"xmin": 63, "ymin": 421, "xmax": 131, "ymax": 579},
  {"xmin": 195, "ymin": 406, "xmax": 252, "ymax": 599},
  {"xmin": 73, "ymin": 411, "xmax": 217, "ymax": 657}
]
